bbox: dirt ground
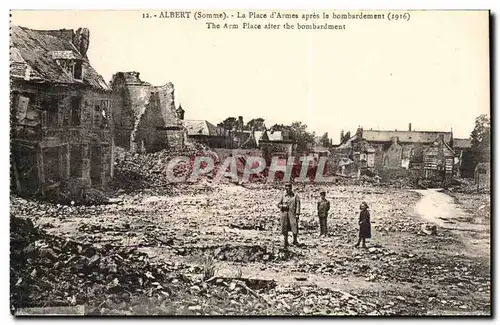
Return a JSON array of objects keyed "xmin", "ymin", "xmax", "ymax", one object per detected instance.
[{"xmin": 10, "ymin": 183, "xmax": 491, "ymax": 316}]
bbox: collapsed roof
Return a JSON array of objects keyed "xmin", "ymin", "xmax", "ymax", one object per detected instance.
[{"xmin": 10, "ymin": 25, "xmax": 110, "ymax": 91}]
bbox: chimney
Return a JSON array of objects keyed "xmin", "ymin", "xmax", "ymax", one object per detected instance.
[
  {"xmin": 409, "ymin": 123, "xmax": 412, "ymax": 132},
  {"xmin": 356, "ymin": 126, "xmax": 363, "ymax": 137},
  {"xmin": 176, "ymin": 104, "xmax": 185, "ymax": 120},
  {"xmin": 73, "ymin": 28, "xmax": 90, "ymax": 58},
  {"xmin": 340, "ymin": 130, "xmax": 345, "ymax": 142},
  {"xmin": 238, "ymin": 116, "xmax": 244, "ymax": 131}
]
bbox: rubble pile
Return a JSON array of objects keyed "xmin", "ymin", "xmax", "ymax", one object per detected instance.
[
  {"xmin": 176, "ymin": 244, "xmax": 301, "ymax": 263},
  {"xmin": 375, "ymin": 219, "xmax": 422, "ymax": 234},
  {"xmin": 380, "ymin": 255, "xmax": 490, "ymax": 287},
  {"xmin": 9, "ymin": 215, "xmax": 192, "ymax": 312},
  {"xmin": 111, "ymin": 144, "xmax": 220, "ymax": 192},
  {"xmin": 100, "ymin": 280, "xmax": 389, "ymax": 316},
  {"xmin": 446, "ymin": 178, "xmax": 489, "ymax": 194},
  {"xmin": 10, "ymin": 196, "xmax": 114, "ymax": 220},
  {"xmin": 384, "ymin": 176, "xmax": 418, "ymax": 189},
  {"xmin": 10, "ymin": 179, "xmax": 491, "ymax": 315},
  {"xmin": 10, "ymin": 215, "xmax": 43, "ymax": 308},
  {"xmin": 263, "ymin": 286, "xmax": 384, "ymax": 316},
  {"xmin": 451, "ymin": 192, "xmax": 490, "ymax": 223},
  {"xmin": 79, "ymin": 188, "xmax": 111, "ymax": 205},
  {"xmin": 229, "ymin": 219, "xmax": 269, "ymax": 231}
]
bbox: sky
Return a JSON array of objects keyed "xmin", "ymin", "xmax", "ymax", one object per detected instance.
[{"xmin": 10, "ymin": 10, "xmax": 490, "ymax": 142}]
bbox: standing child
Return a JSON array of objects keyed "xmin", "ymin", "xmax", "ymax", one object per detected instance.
[
  {"xmin": 317, "ymin": 191, "xmax": 330, "ymax": 236},
  {"xmin": 355, "ymin": 202, "xmax": 371, "ymax": 248}
]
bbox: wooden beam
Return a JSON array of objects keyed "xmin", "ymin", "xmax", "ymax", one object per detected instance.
[
  {"xmin": 36, "ymin": 145, "xmax": 45, "ymax": 197},
  {"xmin": 11, "ymin": 158, "xmax": 22, "ymax": 193}
]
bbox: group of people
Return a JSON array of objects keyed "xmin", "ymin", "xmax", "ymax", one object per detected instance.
[{"xmin": 277, "ymin": 183, "xmax": 371, "ymax": 249}]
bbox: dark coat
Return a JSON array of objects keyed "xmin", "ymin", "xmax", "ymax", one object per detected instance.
[
  {"xmin": 359, "ymin": 210, "xmax": 371, "ymax": 239},
  {"xmin": 278, "ymin": 192, "xmax": 301, "ymax": 235},
  {"xmin": 317, "ymin": 199, "xmax": 330, "ymax": 218}
]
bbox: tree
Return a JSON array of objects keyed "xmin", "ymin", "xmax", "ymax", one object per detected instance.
[
  {"xmin": 291, "ymin": 121, "xmax": 315, "ymax": 151},
  {"xmin": 247, "ymin": 118, "xmax": 266, "ymax": 131},
  {"xmin": 320, "ymin": 132, "xmax": 330, "ymax": 147},
  {"xmin": 470, "ymin": 114, "xmax": 490, "ymax": 165},
  {"xmin": 218, "ymin": 117, "xmax": 238, "ymax": 131}
]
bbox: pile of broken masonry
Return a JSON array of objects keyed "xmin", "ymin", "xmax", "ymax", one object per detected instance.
[
  {"xmin": 10, "ymin": 215, "xmax": 196, "ymax": 314},
  {"xmin": 111, "ymin": 144, "xmax": 220, "ymax": 192}
]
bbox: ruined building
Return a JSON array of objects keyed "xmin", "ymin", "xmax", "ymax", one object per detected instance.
[
  {"xmin": 10, "ymin": 25, "xmax": 114, "ymax": 201},
  {"xmin": 110, "ymin": 72, "xmax": 185, "ymax": 153},
  {"xmin": 334, "ymin": 124, "xmax": 456, "ymax": 179},
  {"xmin": 420, "ymin": 134, "xmax": 456, "ymax": 180}
]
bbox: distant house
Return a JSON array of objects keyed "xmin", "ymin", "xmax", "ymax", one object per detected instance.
[
  {"xmin": 10, "ymin": 25, "xmax": 114, "ymax": 201},
  {"xmin": 334, "ymin": 135, "xmax": 375, "ymax": 175},
  {"xmin": 257, "ymin": 128, "xmax": 295, "ymax": 156},
  {"xmin": 421, "ymin": 134, "xmax": 456, "ymax": 180},
  {"xmin": 110, "ymin": 71, "xmax": 185, "ymax": 153},
  {"xmin": 360, "ymin": 127, "xmax": 453, "ymax": 170},
  {"xmin": 183, "ymin": 120, "xmax": 227, "ymax": 148},
  {"xmin": 333, "ymin": 124, "xmax": 455, "ymax": 179}
]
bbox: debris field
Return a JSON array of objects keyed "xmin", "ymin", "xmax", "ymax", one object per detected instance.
[{"xmin": 10, "ymin": 178, "xmax": 490, "ymax": 315}]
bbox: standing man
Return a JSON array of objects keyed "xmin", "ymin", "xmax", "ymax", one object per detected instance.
[
  {"xmin": 317, "ymin": 191, "xmax": 330, "ymax": 236},
  {"xmin": 278, "ymin": 183, "xmax": 301, "ymax": 248}
]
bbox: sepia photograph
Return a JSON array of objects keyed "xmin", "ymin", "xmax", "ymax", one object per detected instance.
[{"xmin": 8, "ymin": 9, "xmax": 491, "ymax": 316}]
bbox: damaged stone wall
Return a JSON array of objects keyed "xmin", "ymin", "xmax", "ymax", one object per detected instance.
[
  {"xmin": 383, "ymin": 138, "xmax": 403, "ymax": 168},
  {"xmin": 110, "ymin": 72, "xmax": 184, "ymax": 152},
  {"xmin": 132, "ymin": 91, "xmax": 168, "ymax": 153},
  {"xmin": 156, "ymin": 83, "xmax": 177, "ymax": 126}
]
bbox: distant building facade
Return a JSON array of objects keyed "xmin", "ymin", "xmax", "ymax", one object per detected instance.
[
  {"xmin": 183, "ymin": 119, "xmax": 228, "ymax": 148},
  {"xmin": 334, "ymin": 123, "xmax": 456, "ymax": 179}
]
